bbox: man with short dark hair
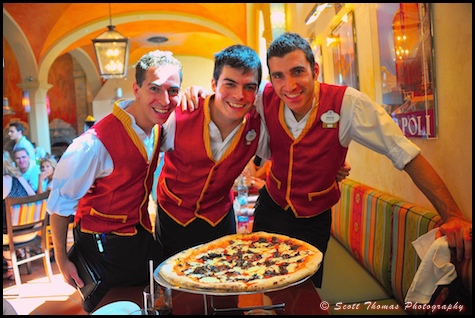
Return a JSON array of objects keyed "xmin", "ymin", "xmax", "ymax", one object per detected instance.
[
  {"xmin": 156, "ymin": 45, "xmax": 266, "ymax": 258},
  {"xmin": 252, "ymin": 32, "xmax": 472, "ymax": 288}
]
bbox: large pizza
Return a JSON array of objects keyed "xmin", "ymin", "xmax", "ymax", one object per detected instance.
[{"xmin": 158, "ymin": 231, "xmax": 322, "ymax": 293}]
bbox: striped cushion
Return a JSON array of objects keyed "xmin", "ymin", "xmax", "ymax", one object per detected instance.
[
  {"xmin": 10, "ymin": 199, "xmax": 47, "ymax": 226},
  {"xmin": 331, "ymin": 179, "xmax": 447, "ymax": 313},
  {"xmin": 391, "ymin": 204, "xmax": 442, "ymax": 308},
  {"xmin": 331, "ymin": 179, "xmax": 394, "ymax": 293}
]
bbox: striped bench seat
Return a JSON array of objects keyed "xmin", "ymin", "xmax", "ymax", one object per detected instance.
[{"xmin": 318, "ymin": 179, "xmax": 444, "ymax": 315}]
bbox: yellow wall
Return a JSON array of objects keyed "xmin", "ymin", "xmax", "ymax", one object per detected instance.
[{"xmin": 297, "ymin": 3, "xmax": 471, "ymax": 220}]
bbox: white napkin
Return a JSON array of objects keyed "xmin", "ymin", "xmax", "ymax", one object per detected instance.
[{"xmin": 405, "ymin": 228, "xmax": 457, "ymax": 304}]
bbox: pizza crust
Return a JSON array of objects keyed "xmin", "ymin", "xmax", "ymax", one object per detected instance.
[{"xmin": 159, "ymin": 232, "xmax": 322, "ymax": 293}]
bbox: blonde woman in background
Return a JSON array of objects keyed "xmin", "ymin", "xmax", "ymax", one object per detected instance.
[{"xmin": 37, "ymin": 156, "xmax": 57, "ymax": 194}]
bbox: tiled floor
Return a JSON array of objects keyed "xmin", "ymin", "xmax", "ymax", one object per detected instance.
[
  {"xmin": 4, "ymin": 226, "xmax": 87, "ymax": 315},
  {"xmin": 4, "ymin": 210, "xmax": 157, "ymax": 316},
  {"xmin": 3, "ymin": 258, "xmax": 88, "ymax": 315}
]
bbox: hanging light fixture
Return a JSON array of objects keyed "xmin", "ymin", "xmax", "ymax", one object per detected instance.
[
  {"xmin": 305, "ymin": 3, "xmax": 333, "ymax": 25},
  {"xmin": 21, "ymin": 76, "xmax": 32, "ymax": 113},
  {"xmin": 92, "ymin": 4, "xmax": 130, "ymax": 79},
  {"xmin": 22, "ymin": 90, "xmax": 30, "ymax": 113},
  {"xmin": 3, "ymin": 97, "xmax": 15, "ymax": 115},
  {"xmin": 3, "ymin": 58, "xmax": 15, "ymax": 115},
  {"xmin": 45, "ymin": 93, "xmax": 51, "ymax": 116}
]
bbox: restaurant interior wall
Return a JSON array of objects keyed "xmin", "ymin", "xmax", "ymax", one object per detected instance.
[{"xmin": 299, "ymin": 3, "xmax": 471, "ymax": 220}]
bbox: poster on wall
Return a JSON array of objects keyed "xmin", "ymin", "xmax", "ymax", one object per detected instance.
[
  {"xmin": 330, "ymin": 11, "xmax": 359, "ymax": 90},
  {"xmin": 376, "ymin": 3, "xmax": 437, "ymax": 138},
  {"xmin": 312, "ymin": 43, "xmax": 324, "ymax": 82}
]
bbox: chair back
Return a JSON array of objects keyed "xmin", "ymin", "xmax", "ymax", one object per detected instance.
[
  {"xmin": 3, "ymin": 190, "xmax": 53, "ymax": 286},
  {"xmin": 4, "ymin": 191, "xmax": 50, "ymax": 241}
]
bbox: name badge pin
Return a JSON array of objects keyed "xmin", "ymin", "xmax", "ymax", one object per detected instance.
[
  {"xmin": 321, "ymin": 110, "xmax": 340, "ymax": 129},
  {"xmin": 245, "ymin": 129, "xmax": 257, "ymax": 145}
]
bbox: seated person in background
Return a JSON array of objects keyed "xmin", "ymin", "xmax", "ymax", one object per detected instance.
[
  {"xmin": 3, "ymin": 150, "xmax": 36, "ymax": 280},
  {"xmin": 12, "ymin": 148, "xmax": 41, "ymax": 193},
  {"xmin": 37, "ymin": 156, "xmax": 57, "ymax": 194},
  {"xmin": 7, "ymin": 122, "xmax": 37, "ymax": 169}
]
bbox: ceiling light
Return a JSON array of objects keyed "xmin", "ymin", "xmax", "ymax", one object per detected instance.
[
  {"xmin": 3, "ymin": 97, "xmax": 15, "ymax": 115},
  {"xmin": 326, "ymin": 34, "xmax": 340, "ymax": 47},
  {"xmin": 92, "ymin": 4, "xmax": 130, "ymax": 79},
  {"xmin": 147, "ymin": 36, "xmax": 169, "ymax": 44},
  {"xmin": 306, "ymin": 3, "xmax": 332, "ymax": 25}
]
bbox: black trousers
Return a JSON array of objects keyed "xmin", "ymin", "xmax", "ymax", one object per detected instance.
[
  {"xmin": 252, "ymin": 187, "xmax": 331, "ymax": 288},
  {"xmin": 73, "ymin": 224, "xmax": 163, "ymax": 313},
  {"xmin": 156, "ymin": 204, "xmax": 236, "ymax": 260}
]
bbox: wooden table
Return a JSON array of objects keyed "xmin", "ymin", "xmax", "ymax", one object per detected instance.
[{"xmin": 92, "ymin": 279, "xmax": 329, "ymax": 315}]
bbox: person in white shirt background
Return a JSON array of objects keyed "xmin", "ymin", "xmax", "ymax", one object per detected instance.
[{"xmin": 12, "ymin": 148, "xmax": 41, "ymax": 193}]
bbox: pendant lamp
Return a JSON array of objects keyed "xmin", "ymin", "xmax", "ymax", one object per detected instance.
[{"xmin": 92, "ymin": 4, "xmax": 130, "ymax": 79}]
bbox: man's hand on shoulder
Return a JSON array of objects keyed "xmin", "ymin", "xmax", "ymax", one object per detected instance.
[{"xmin": 179, "ymin": 86, "xmax": 211, "ymax": 112}]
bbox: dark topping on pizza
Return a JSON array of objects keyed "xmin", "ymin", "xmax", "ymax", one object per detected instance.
[
  {"xmin": 264, "ymin": 259, "xmax": 275, "ymax": 266},
  {"xmin": 199, "ymin": 252, "xmax": 222, "ymax": 261},
  {"xmin": 278, "ymin": 264, "xmax": 289, "ymax": 275},
  {"xmin": 257, "ymin": 237, "xmax": 268, "ymax": 244},
  {"xmin": 160, "ymin": 232, "xmax": 322, "ymax": 292},
  {"xmin": 264, "ymin": 269, "xmax": 278, "ymax": 278}
]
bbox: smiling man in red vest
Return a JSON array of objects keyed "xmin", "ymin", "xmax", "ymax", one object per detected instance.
[{"xmin": 47, "ymin": 50, "xmax": 183, "ymax": 313}]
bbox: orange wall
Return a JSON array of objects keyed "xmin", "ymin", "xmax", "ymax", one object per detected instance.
[
  {"xmin": 3, "ymin": 38, "xmax": 77, "ymax": 139},
  {"xmin": 47, "ymin": 54, "xmax": 77, "ymax": 132},
  {"xmin": 3, "ymin": 37, "xmax": 26, "ymax": 128}
]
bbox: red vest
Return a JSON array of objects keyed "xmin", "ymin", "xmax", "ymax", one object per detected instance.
[
  {"xmin": 76, "ymin": 105, "xmax": 160, "ymax": 235},
  {"xmin": 158, "ymin": 96, "xmax": 261, "ymax": 226},
  {"xmin": 262, "ymin": 82, "xmax": 348, "ymax": 217}
]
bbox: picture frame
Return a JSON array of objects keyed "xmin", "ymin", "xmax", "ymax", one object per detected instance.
[
  {"xmin": 312, "ymin": 43, "xmax": 324, "ymax": 82},
  {"xmin": 376, "ymin": 3, "xmax": 437, "ymax": 138},
  {"xmin": 330, "ymin": 11, "xmax": 359, "ymax": 89}
]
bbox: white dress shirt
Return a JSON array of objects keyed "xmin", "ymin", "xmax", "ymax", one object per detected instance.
[
  {"xmin": 161, "ymin": 101, "xmax": 268, "ymax": 162},
  {"xmin": 47, "ymin": 100, "xmax": 157, "ymax": 217},
  {"xmin": 254, "ymin": 81, "xmax": 420, "ymax": 170}
]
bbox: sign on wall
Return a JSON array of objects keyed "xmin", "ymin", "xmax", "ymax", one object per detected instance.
[{"xmin": 376, "ymin": 3, "xmax": 437, "ymax": 138}]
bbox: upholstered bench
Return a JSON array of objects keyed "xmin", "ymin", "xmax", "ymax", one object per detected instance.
[{"xmin": 317, "ymin": 179, "xmax": 444, "ymax": 315}]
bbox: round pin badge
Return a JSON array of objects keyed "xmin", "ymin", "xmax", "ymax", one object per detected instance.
[{"xmin": 245, "ymin": 129, "xmax": 257, "ymax": 144}]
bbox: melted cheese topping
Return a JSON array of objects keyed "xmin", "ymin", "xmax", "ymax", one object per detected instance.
[{"xmin": 174, "ymin": 235, "xmax": 316, "ymax": 283}]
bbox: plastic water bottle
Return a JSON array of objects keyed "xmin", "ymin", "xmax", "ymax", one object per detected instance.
[
  {"xmin": 236, "ymin": 175, "xmax": 248, "ymax": 206},
  {"xmin": 236, "ymin": 175, "xmax": 249, "ymax": 233}
]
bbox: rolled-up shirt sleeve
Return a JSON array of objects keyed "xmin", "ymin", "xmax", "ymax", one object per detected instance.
[
  {"xmin": 46, "ymin": 133, "xmax": 113, "ymax": 217},
  {"xmin": 339, "ymin": 87, "xmax": 421, "ymax": 170}
]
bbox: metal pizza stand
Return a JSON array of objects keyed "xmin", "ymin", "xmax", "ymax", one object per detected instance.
[{"xmin": 154, "ymin": 260, "xmax": 319, "ymax": 315}]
